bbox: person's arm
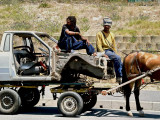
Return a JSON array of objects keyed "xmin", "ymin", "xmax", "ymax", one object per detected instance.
[
  {"xmin": 62, "ymin": 24, "xmax": 80, "ymax": 36},
  {"xmin": 96, "ymin": 33, "xmax": 104, "ymax": 52},
  {"xmin": 66, "ymin": 28, "xmax": 90, "ymax": 44},
  {"xmin": 65, "ymin": 29, "xmax": 80, "ymax": 36},
  {"xmin": 79, "ymin": 34, "xmax": 90, "ymax": 44}
]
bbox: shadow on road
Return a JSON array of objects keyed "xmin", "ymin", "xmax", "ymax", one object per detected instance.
[
  {"xmin": 18, "ymin": 107, "xmax": 160, "ymax": 119},
  {"xmin": 82, "ymin": 109, "xmax": 160, "ymax": 119}
]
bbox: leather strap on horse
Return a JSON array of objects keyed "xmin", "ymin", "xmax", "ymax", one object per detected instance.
[{"xmin": 127, "ymin": 52, "xmax": 142, "ymax": 78}]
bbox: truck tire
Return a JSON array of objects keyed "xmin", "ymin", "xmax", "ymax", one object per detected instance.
[
  {"xmin": 57, "ymin": 92, "xmax": 83, "ymax": 117},
  {"xmin": 80, "ymin": 93, "xmax": 97, "ymax": 112},
  {"xmin": 18, "ymin": 88, "xmax": 40, "ymax": 108},
  {"xmin": 0, "ymin": 89, "xmax": 21, "ymax": 114}
]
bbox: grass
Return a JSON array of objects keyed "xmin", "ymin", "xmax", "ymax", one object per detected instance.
[
  {"xmin": 0, "ymin": 4, "xmax": 36, "ymax": 32},
  {"xmin": 129, "ymin": 36, "xmax": 136, "ymax": 43},
  {"xmin": 0, "ymin": 1, "xmax": 160, "ymax": 36},
  {"xmin": 111, "ymin": 12, "xmax": 121, "ymax": 21},
  {"xmin": 79, "ymin": 17, "xmax": 90, "ymax": 32},
  {"xmin": 38, "ymin": 2, "xmax": 51, "ymax": 8},
  {"xmin": 127, "ymin": 19, "xmax": 160, "ymax": 35},
  {"xmin": 114, "ymin": 29, "xmax": 137, "ymax": 36},
  {"xmin": 36, "ymin": 20, "xmax": 61, "ymax": 35},
  {"xmin": 11, "ymin": 22, "xmax": 32, "ymax": 30}
]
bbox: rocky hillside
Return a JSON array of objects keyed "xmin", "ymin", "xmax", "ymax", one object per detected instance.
[{"xmin": 0, "ymin": 0, "xmax": 160, "ymax": 37}]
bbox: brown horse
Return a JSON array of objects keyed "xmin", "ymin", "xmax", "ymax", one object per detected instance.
[{"xmin": 122, "ymin": 51, "xmax": 160, "ymax": 116}]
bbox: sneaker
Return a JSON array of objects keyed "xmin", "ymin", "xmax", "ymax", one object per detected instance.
[
  {"xmin": 116, "ymin": 77, "xmax": 123, "ymax": 93},
  {"xmin": 116, "ymin": 77, "xmax": 122, "ymax": 84},
  {"xmin": 93, "ymin": 52, "xmax": 97, "ymax": 57}
]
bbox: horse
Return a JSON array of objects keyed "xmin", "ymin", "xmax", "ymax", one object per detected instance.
[{"xmin": 122, "ymin": 51, "xmax": 160, "ymax": 117}]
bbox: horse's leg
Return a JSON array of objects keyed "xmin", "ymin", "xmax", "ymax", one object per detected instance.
[
  {"xmin": 125, "ymin": 83, "xmax": 133, "ymax": 116},
  {"xmin": 134, "ymin": 80, "xmax": 144, "ymax": 117}
]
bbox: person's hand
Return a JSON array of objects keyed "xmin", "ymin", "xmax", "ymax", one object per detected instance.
[
  {"xmin": 101, "ymin": 90, "xmax": 107, "ymax": 96},
  {"xmin": 103, "ymin": 54, "xmax": 109, "ymax": 58},
  {"xmin": 78, "ymin": 33, "xmax": 90, "ymax": 45},
  {"xmin": 93, "ymin": 52, "xmax": 97, "ymax": 57},
  {"xmin": 82, "ymin": 37, "xmax": 90, "ymax": 45},
  {"xmin": 86, "ymin": 39, "xmax": 90, "ymax": 45}
]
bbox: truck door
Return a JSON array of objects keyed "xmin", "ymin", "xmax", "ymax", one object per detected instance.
[{"xmin": 0, "ymin": 34, "xmax": 11, "ymax": 81}]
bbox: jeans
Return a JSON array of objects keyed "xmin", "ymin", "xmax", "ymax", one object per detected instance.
[
  {"xmin": 72, "ymin": 40, "xmax": 95, "ymax": 55},
  {"xmin": 58, "ymin": 34, "xmax": 95, "ymax": 55},
  {"xmin": 105, "ymin": 49, "xmax": 122, "ymax": 77}
]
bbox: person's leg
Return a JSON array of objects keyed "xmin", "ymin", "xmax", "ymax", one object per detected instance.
[
  {"xmin": 105, "ymin": 49, "xmax": 122, "ymax": 78},
  {"xmin": 72, "ymin": 41, "xmax": 95, "ymax": 55},
  {"xmin": 86, "ymin": 44, "xmax": 95, "ymax": 55},
  {"xmin": 72, "ymin": 40, "xmax": 85, "ymax": 50}
]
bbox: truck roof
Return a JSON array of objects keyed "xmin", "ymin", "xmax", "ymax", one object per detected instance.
[{"xmin": 4, "ymin": 31, "xmax": 47, "ymax": 35}]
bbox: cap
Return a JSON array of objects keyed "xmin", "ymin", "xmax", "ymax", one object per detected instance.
[{"xmin": 103, "ymin": 17, "xmax": 112, "ymax": 26}]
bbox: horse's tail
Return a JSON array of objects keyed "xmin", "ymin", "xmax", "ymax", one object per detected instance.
[{"xmin": 122, "ymin": 56, "xmax": 131, "ymax": 97}]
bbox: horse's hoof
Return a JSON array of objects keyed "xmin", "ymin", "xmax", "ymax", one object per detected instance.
[
  {"xmin": 127, "ymin": 111, "xmax": 133, "ymax": 117},
  {"xmin": 138, "ymin": 110, "xmax": 144, "ymax": 117}
]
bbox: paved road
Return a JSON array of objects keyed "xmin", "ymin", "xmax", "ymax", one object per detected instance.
[
  {"xmin": 41, "ymin": 86, "xmax": 160, "ymax": 111},
  {"xmin": 0, "ymin": 87, "xmax": 160, "ymax": 120},
  {"xmin": 43, "ymin": 86, "xmax": 160, "ymax": 102},
  {"xmin": 98, "ymin": 90, "xmax": 160, "ymax": 102},
  {"xmin": 0, "ymin": 107, "xmax": 160, "ymax": 120}
]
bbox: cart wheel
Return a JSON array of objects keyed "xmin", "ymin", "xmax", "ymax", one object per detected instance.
[
  {"xmin": 80, "ymin": 93, "xmax": 97, "ymax": 112},
  {"xmin": 57, "ymin": 92, "xmax": 83, "ymax": 117},
  {"xmin": 18, "ymin": 88, "xmax": 40, "ymax": 108},
  {"xmin": 0, "ymin": 89, "xmax": 21, "ymax": 114}
]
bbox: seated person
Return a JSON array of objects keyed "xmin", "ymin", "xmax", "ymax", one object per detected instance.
[
  {"xmin": 96, "ymin": 17, "xmax": 122, "ymax": 84},
  {"xmin": 58, "ymin": 16, "xmax": 96, "ymax": 56}
]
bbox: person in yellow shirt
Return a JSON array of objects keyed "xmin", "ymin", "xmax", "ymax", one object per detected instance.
[{"xmin": 96, "ymin": 17, "xmax": 122, "ymax": 84}]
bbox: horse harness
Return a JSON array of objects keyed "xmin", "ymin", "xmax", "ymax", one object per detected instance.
[{"xmin": 127, "ymin": 52, "xmax": 142, "ymax": 78}]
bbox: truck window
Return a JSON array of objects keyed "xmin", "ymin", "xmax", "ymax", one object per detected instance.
[
  {"xmin": 3, "ymin": 34, "xmax": 10, "ymax": 52},
  {"xmin": 31, "ymin": 37, "xmax": 48, "ymax": 54},
  {"xmin": 13, "ymin": 35, "xmax": 25, "ymax": 48}
]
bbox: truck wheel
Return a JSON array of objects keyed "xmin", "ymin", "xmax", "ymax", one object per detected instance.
[
  {"xmin": 80, "ymin": 93, "xmax": 97, "ymax": 112},
  {"xmin": 18, "ymin": 88, "xmax": 40, "ymax": 108},
  {"xmin": 0, "ymin": 89, "xmax": 21, "ymax": 114},
  {"xmin": 57, "ymin": 92, "xmax": 83, "ymax": 117}
]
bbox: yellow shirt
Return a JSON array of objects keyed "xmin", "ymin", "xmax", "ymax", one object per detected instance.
[{"xmin": 96, "ymin": 31, "xmax": 117, "ymax": 53}]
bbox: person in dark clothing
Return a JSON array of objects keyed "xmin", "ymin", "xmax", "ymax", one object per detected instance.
[{"xmin": 58, "ymin": 16, "xmax": 96, "ymax": 56}]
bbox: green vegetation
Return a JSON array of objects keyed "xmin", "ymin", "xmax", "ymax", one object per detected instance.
[
  {"xmin": 39, "ymin": 2, "xmax": 51, "ymax": 8},
  {"xmin": 36, "ymin": 20, "xmax": 61, "ymax": 35},
  {"xmin": 114, "ymin": 29, "xmax": 137, "ymax": 36},
  {"xmin": 127, "ymin": 19, "xmax": 160, "ymax": 35},
  {"xmin": 11, "ymin": 22, "xmax": 32, "ymax": 30},
  {"xmin": 79, "ymin": 17, "xmax": 90, "ymax": 32},
  {"xmin": 129, "ymin": 36, "xmax": 136, "ymax": 43},
  {"xmin": 0, "ymin": 0, "xmax": 159, "ymax": 36}
]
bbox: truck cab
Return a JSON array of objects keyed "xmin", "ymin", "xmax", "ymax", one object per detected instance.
[{"xmin": 0, "ymin": 31, "xmax": 55, "ymax": 82}]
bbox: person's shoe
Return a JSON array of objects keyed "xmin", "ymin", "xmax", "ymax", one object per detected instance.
[
  {"xmin": 93, "ymin": 52, "xmax": 97, "ymax": 57},
  {"xmin": 116, "ymin": 77, "xmax": 122, "ymax": 85},
  {"xmin": 116, "ymin": 77, "xmax": 123, "ymax": 93}
]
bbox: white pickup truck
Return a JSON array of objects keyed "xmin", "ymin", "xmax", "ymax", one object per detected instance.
[{"xmin": 0, "ymin": 31, "xmax": 115, "ymax": 116}]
